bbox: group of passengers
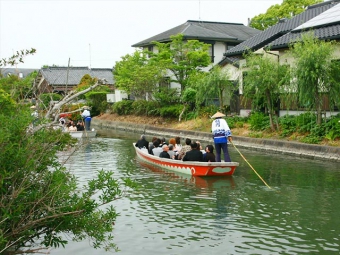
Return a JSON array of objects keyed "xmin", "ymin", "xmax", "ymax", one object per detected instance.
[
  {"xmin": 135, "ymin": 135, "xmax": 216, "ymax": 162},
  {"xmin": 60, "ymin": 117, "xmax": 85, "ymax": 132}
]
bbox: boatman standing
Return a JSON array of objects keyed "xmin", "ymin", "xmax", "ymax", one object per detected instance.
[
  {"xmin": 211, "ymin": 111, "xmax": 232, "ymax": 162},
  {"xmin": 81, "ymin": 106, "xmax": 91, "ymax": 131}
]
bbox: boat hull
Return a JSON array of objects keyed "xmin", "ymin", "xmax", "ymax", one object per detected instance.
[
  {"xmin": 134, "ymin": 143, "xmax": 238, "ymax": 177},
  {"xmin": 68, "ymin": 130, "xmax": 97, "ymax": 138}
]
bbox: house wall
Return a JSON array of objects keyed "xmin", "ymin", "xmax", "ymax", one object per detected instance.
[{"xmin": 115, "ymin": 90, "xmax": 128, "ymax": 102}]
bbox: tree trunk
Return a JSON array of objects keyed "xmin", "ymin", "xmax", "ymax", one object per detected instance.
[
  {"xmin": 266, "ymin": 90, "xmax": 276, "ymax": 131},
  {"xmin": 178, "ymin": 104, "xmax": 186, "ymax": 122},
  {"xmin": 316, "ymin": 92, "xmax": 322, "ymax": 125}
]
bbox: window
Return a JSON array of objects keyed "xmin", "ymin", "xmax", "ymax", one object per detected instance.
[
  {"xmin": 159, "ymin": 77, "xmax": 170, "ymax": 89},
  {"xmin": 208, "ymin": 45, "xmax": 214, "ymax": 63}
]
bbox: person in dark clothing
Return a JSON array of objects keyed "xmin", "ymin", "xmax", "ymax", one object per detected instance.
[
  {"xmin": 159, "ymin": 144, "xmax": 170, "ymax": 159},
  {"xmin": 182, "ymin": 143, "xmax": 203, "ymax": 162},
  {"xmin": 135, "ymin": 135, "xmax": 149, "ymax": 149},
  {"xmin": 203, "ymin": 145, "xmax": 216, "ymax": 162},
  {"xmin": 76, "ymin": 121, "xmax": 85, "ymax": 131}
]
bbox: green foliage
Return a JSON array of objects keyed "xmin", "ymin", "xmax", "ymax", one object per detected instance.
[
  {"xmin": 0, "ymin": 71, "xmax": 37, "ymax": 101},
  {"xmin": 0, "ymin": 48, "xmax": 36, "ymax": 67},
  {"xmin": 131, "ymin": 100, "xmax": 161, "ymax": 116},
  {"xmin": 249, "ymin": 0, "xmax": 323, "ymax": 30},
  {"xmin": 153, "ymin": 86, "xmax": 180, "ymax": 105},
  {"xmin": 85, "ymin": 91, "xmax": 108, "ymax": 116},
  {"xmin": 279, "ymin": 115, "xmax": 297, "ymax": 137},
  {"xmin": 227, "ymin": 116, "xmax": 248, "ymax": 129},
  {"xmin": 289, "ymin": 33, "xmax": 340, "ymax": 125},
  {"xmin": 243, "ymin": 51, "xmax": 289, "ymax": 130},
  {"xmin": 114, "ymin": 50, "xmax": 165, "ymax": 99},
  {"xmin": 159, "ymin": 104, "xmax": 183, "ymax": 118},
  {"xmin": 249, "ymin": 112, "xmax": 270, "ymax": 131},
  {"xmin": 40, "ymin": 93, "xmax": 63, "ymax": 109},
  {"xmin": 181, "ymin": 87, "xmax": 197, "ymax": 104},
  {"xmin": 152, "ymin": 34, "xmax": 211, "ymax": 92},
  {"xmin": 112, "ymin": 100, "xmax": 134, "ymax": 115},
  {"xmin": 191, "ymin": 66, "xmax": 236, "ymax": 110},
  {"xmin": 0, "ymin": 89, "xmax": 17, "ymax": 114},
  {"xmin": 295, "ymin": 112, "xmax": 316, "ymax": 133},
  {"xmin": 0, "ymin": 106, "xmax": 134, "ymax": 253},
  {"xmin": 198, "ymin": 105, "xmax": 219, "ymax": 119}
]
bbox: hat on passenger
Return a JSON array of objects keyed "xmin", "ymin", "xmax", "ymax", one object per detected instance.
[
  {"xmin": 211, "ymin": 111, "xmax": 226, "ymax": 119},
  {"xmin": 82, "ymin": 106, "xmax": 89, "ymax": 110}
]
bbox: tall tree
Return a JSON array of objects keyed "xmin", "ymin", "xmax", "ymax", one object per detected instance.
[
  {"xmin": 242, "ymin": 52, "xmax": 289, "ymax": 131},
  {"xmin": 152, "ymin": 34, "xmax": 211, "ymax": 92},
  {"xmin": 1, "ymin": 51, "xmax": 135, "ymax": 254},
  {"xmin": 289, "ymin": 33, "xmax": 340, "ymax": 125},
  {"xmin": 114, "ymin": 50, "xmax": 165, "ymax": 99},
  {"xmin": 192, "ymin": 66, "xmax": 235, "ymax": 111},
  {"xmin": 249, "ymin": 0, "xmax": 322, "ymax": 30}
]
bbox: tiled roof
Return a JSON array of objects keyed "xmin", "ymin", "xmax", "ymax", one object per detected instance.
[
  {"xmin": 132, "ymin": 20, "xmax": 260, "ymax": 47},
  {"xmin": 38, "ymin": 67, "xmax": 114, "ymax": 86},
  {"xmin": 0, "ymin": 68, "xmax": 37, "ymax": 77},
  {"xmin": 223, "ymin": 0, "xmax": 339, "ymax": 57},
  {"xmin": 269, "ymin": 23, "xmax": 340, "ymax": 49}
]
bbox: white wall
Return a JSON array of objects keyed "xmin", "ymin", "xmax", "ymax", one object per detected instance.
[{"xmin": 115, "ymin": 90, "xmax": 128, "ymax": 102}]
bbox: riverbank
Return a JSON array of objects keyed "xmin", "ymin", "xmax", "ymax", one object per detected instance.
[{"xmin": 92, "ymin": 114, "xmax": 340, "ymax": 162}]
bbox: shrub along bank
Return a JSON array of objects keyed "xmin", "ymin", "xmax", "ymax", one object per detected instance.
[{"xmin": 110, "ymin": 100, "xmax": 340, "ymax": 147}]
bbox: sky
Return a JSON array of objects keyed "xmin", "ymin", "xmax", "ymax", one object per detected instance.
[{"xmin": 0, "ymin": 0, "xmax": 283, "ymax": 69}]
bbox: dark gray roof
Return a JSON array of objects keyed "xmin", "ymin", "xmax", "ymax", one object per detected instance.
[
  {"xmin": 38, "ymin": 67, "xmax": 114, "ymax": 86},
  {"xmin": 223, "ymin": 0, "xmax": 339, "ymax": 58},
  {"xmin": 269, "ymin": 3, "xmax": 340, "ymax": 49},
  {"xmin": 0, "ymin": 68, "xmax": 37, "ymax": 78},
  {"xmin": 269, "ymin": 23, "xmax": 340, "ymax": 49},
  {"xmin": 132, "ymin": 20, "xmax": 260, "ymax": 47}
]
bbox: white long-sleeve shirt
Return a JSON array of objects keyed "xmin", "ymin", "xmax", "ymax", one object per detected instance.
[{"xmin": 211, "ymin": 118, "xmax": 231, "ymax": 144}]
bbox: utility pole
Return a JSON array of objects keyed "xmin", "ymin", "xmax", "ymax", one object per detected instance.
[{"xmin": 66, "ymin": 58, "xmax": 70, "ymax": 94}]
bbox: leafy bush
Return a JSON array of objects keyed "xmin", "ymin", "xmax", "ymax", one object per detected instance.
[
  {"xmin": 295, "ymin": 112, "xmax": 316, "ymax": 133},
  {"xmin": 112, "ymin": 100, "xmax": 134, "ymax": 115},
  {"xmin": 85, "ymin": 91, "xmax": 108, "ymax": 116},
  {"xmin": 184, "ymin": 111, "xmax": 197, "ymax": 121},
  {"xmin": 248, "ymin": 112, "xmax": 270, "ymax": 131},
  {"xmin": 159, "ymin": 104, "xmax": 183, "ymax": 118},
  {"xmin": 323, "ymin": 114, "xmax": 340, "ymax": 141},
  {"xmin": 198, "ymin": 105, "xmax": 219, "ymax": 118},
  {"xmin": 279, "ymin": 115, "xmax": 297, "ymax": 137},
  {"xmin": 131, "ymin": 100, "xmax": 161, "ymax": 116},
  {"xmin": 40, "ymin": 93, "xmax": 63, "ymax": 109},
  {"xmin": 153, "ymin": 87, "xmax": 180, "ymax": 105},
  {"xmin": 227, "ymin": 115, "xmax": 248, "ymax": 129}
]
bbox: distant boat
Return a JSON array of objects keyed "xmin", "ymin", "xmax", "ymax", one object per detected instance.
[
  {"xmin": 67, "ymin": 130, "xmax": 97, "ymax": 138},
  {"xmin": 133, "ymin": 143, "xmax": 239, "ymax": 177}
]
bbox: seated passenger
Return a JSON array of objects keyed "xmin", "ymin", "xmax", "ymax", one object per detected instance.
[
  {"xmin": 159, "ymin": 144, "xmax": 170, "ymax": 159},
  {"xmin": 177, "ymin": 138, "xmax": 191, "ymax": 160},
  {"xmin": 76, "ymin": 121, "xmax": 84, "ymax": 131},
  {"xmin": 174, "ymin": 136, "xmax": 182, "ymax": 153},
  {"xmin": 68, "ymin": 124, "xmax": 77, "ymax": 132},
  {"xmin": 182, "ymin": 142, "xmax": 203, "ymax": 162},
  {"xmin": 135, "ymin": 134, "xmax": 149, "ymax": 149},
  {"xmin": 148, "ymin": 137, "xmax": 158, "ymax": 154},
  {"xmin": 203, "ymin": 145, "xmax": 216, "ymax": 162},
  {"xmin": 167, "ymin": 144, "xmax": 176, "ymax": 159},
  {"xmin": 151, "ymin": 139, "xmax": 163, "ymax": 157}
]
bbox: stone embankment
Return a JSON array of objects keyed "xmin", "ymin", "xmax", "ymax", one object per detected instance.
[{"xmin": 92, "ymin": 119, "xmax": 340, "ymax": 163}]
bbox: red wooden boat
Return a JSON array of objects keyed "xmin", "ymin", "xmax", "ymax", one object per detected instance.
[{"xmin": 133, "ymin": 143, "xmax": 239, "ymax": 177}]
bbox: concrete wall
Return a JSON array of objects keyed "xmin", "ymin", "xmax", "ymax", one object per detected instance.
[{"xmin": 92, "ymin": 118, "xmax": 340, "ymax": 163}]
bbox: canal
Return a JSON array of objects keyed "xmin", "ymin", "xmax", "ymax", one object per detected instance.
[{"xmin": 47, "ymin": 129, "xmax": 340, "ymax": 255}]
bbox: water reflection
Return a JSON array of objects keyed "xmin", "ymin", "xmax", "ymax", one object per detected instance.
[{"xmin": 46, "ymin": 130, "xmax": 340, "ymax": 255}]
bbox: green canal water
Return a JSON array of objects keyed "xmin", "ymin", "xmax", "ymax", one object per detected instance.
[{"xmin": 46, "ymin": 129, "xmax": 340, "ymax": 255}]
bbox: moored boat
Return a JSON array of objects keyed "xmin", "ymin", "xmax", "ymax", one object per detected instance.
[
  {"xmin": 68, "ymin": 130, "xmax": 97, "ymax": 138},
  {"xmin": 133, "ymin": 143, "xmax": 239, "ymax": 177}
]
